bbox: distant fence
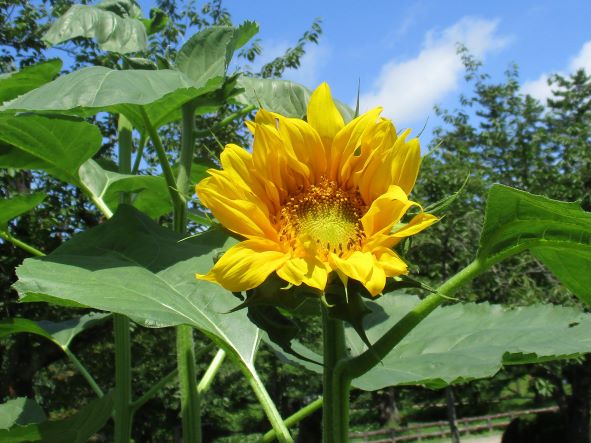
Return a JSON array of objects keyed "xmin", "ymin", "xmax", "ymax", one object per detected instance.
[{"xmin": 349, "ymin": 406, "xmax": 559, "ymax": 442}]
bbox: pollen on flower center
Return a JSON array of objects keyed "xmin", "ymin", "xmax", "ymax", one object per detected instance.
[{"xmin": 278, "ymin": 178, "xmax": 367, "ymax": 256}]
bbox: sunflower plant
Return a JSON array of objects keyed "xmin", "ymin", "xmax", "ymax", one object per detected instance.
[{"xmin": 1, "ymin": 3, "xmax": 591, "ymax": 443}]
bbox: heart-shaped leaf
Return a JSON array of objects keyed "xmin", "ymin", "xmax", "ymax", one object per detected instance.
[{"xmin": 0, "ymin": 59, "xmax": 62, "ymax": 105}]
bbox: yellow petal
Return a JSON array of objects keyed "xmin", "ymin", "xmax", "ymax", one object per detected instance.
[
  {"xmin": 196, "ymin": 176, "xmax": 277, "ymax": 240},
  {"xmin": 361, "ymin": 185, "xmax": 418, "ymax": 237},
  {"xmin": 196, "ymin": 239, "xmax": 288, "ymax": 292},
  {"xmin": 307, "ymin": 83, "xmax": 345, "ymax": 151},
  {"xmin": 276, "ymin": 256, "xmax": 329, "ymax": 291},
  {"xmin": 329, "ymin": 251, "xmax": 386, "ymax": 297},
  {"xmin": 391, "ymin": 137, "xmax": 421, "ymax": 194},
  {"xmin": 373, "ymin": 247, "xmax": 408, "ymax": 277}
]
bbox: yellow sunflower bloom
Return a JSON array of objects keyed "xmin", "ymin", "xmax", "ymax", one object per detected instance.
[{"xmin": 196, "ymin": 83, "xmax": 438, "ymax": 297}]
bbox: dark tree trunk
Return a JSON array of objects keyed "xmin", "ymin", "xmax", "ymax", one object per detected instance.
[{"xmin": 446, "ymin": 386, "xmax": 461, "ymax": 443}]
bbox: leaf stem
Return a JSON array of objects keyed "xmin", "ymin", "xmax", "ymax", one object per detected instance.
[
  {"xmin": 262, "ymin": 397, "xmax": 323, "ymax": 442},
  {"xmin": 245, "ymin": 367, "xmax": 293, "ymax": 443},
  {"xmin": 0, "ymin": 230, "xmax": 44, "ymax": 256},
  {"xmin": 63, "ymin": 348, "xmax": 104, "ymax": 398},
  {"xmin": 131, "ymin": 132, "xmax": 147, "ymax": 175},
  {"xmin": 139, "ymin": 107, "xmax": 183, "ymax": 210},
  {"xmin": 193, "ymin": 104, "xmax": 255, "ymax": 137},
  {"xmin": 197, "ymin": 348, "xmax": 225, "ymax": 395}
]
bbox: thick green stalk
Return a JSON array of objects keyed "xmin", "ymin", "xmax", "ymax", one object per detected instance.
[
  {"xmin": 0, "ymin": 231, "xmax": 44, "ymax": 256},
  {"xmin": 173, "ymin": 102, "xmax": 201, "ymax": 443},
  {"xmin": 113, "ymin": 314, "xmax": 133, "ymax": 442},
  {"xmin": 262, "ymin": 397, "xmax": 323, "ymax": 442},
  {"xmin": 114, "ymin": 114, "xmax": 134, "ymax": 443},
  {"xmin": 321, "ymin": 307, "xmax": 348, "ymax": 443}
]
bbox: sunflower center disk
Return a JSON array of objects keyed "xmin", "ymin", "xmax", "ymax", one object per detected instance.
[{"xmin": 279, "ymin": 179, "xmax": 366, "ymax": 257}]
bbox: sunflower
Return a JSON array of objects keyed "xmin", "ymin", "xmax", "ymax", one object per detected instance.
[{"xmin": 196, "ymin": 83, "xmax": 437, "ymax": 297}]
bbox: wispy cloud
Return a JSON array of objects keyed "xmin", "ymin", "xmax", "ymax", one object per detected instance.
[
  {"xmin": 522, "ymin": 40, "xmax": 591, "ymax": 102},
  {"xmin": 359, "ymin": 17, "xmax": 509, "ymax": 126}
]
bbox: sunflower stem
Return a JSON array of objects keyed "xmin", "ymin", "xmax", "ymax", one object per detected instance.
[
  {"xmin": 173, "ymin": 101, "xmax": 203, "ymax": 443},
  {"xmin": 114, "ymin": 114, "xmax": 134, "ymax": 443},
  {"xmin": 321, "ymin": 306, "xmax": 349, "ymax": 443},
  {"xmin": 0, "ymin": 230, "xmax": 44, "ymax": 256},
  {"xmin": 262, "ymin": 397, "xmax": 323, "ymax": 442}
]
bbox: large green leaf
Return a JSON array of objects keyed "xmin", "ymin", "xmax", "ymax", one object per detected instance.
[
  {"xmin": 0, "ymin": 398, "xmax": 46, "ymax": 429},
  {"xmin": 1, "ymin": 66, "xmax": 223, "ymax": 132},
  {"xmin": 0, "ymin": 59, "xmax": 62, "ymax": 105},
  {"xmin": 348, "ymin": 295, "xmax": 591, "ymax": 390},
  {"xmin": 0, "ymin": 115, "xmax": 102, "ymax": 183},
  {"xmin": 479, "ymin": 185, "xmax": 591, "ymax": 305},
  {"xmin": 14, "ymin": 205, "xmax": 262, "ymax": 372},
  {"xmin": 0, "ymin": 312, "xmax": 111, "ymax": 350},
  {"xmin": 175, "ymin": 22, "xmax": 258, "ymax": 84},
  {"xmin": 43, "ymin": 3, "xmax": 147, "ymax": 54},
  {"xmin": 234, "ymin": 76, "xmax": 355, "ymax": 122},
  {"xmin": 0, "ymin": 393, "xmax": 113, "ymax": 443},
  {"xmin": 0, "ymin": 193, "xmax": 46, "ymax": 231},
  {"xmin": 78, "ymin": 159, "xmax": 171, "ymax": 218}
]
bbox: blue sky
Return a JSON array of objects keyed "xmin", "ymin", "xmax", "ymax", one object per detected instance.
[{"xmin": 142, "ymin": 0, "xmax": 591, "ymax": 141}]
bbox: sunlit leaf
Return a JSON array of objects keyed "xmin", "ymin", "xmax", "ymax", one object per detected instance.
[
  {"xmin": 349, "ymin": 295, "xmax": 591, "ymax": 390},
  {"xmin": 0, "ymin": 393, "xmax": 113, "ymax": 443},
  {"xmin": 0, "ymin": 312, "xmax": 111, "ymax": 350},
  {"xmin": 234, "ymin": 76, "xmax": 355, "ymax": 122},
  {"xmin": 479, "ymin": 185, "xmax": 591, "ymax": 305},
  {"xmin": 0, "ymin": 59, "xmax": 62, "ymax": 105},
  {"xmin": 0, "ymin": 115, "xmax": 102, "ymax": 184},
  {"xmin": 43, "ymin": 3, "xmax": 147, "ymax": 53},
  {"xmin": 0, "ymin": 193, "xmax": 46, "ymax": 231},
  {"xmin": 14, "ymin": 205, "xmax": 262, "ymax": 374},
  {"xmin": 175, "ymin": 21, "xmax": 258, "ymax": 85},
  {"xmin": 0, "ymin": 398, "xmax": 46, "ymax": 430},
  {"xmin": 79, "ymin": 159, "xmax": 171, "ymax": 218}
]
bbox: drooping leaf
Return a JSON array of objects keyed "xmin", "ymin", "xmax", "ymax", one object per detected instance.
[
  {"xmin": 234, "ymin": 76, "xmax": 355, "ymax": 122},
  {"xmin": 348, "ymin": 295, "xmax": 591, "ymax": 390},
  {"xmin": 175, "ymin": 22, "xmax": 259, "ymax": 85},
  {"xmin": 0, "ymin": 59, "xmax": 62, "ymax": 105},
  {"xmin": 0, "ymin": 393, "xmax": 113, "ymax": 443},
  {"xmin": 1, "ymin": 67, "xmax": 224, "ymax": 132},
  {"xmin": 14, "ymin": 205, "xmax": 262, "ymax": 373},
  {"xmin": 43, "ymin": 3, "xmax": 147, "ymax": 53},
  {"xmin": 479, "ymin": 185, "xmax": 591, "ymax": 305},
  {"xmin": 0, "ymin": 312, "xmax": 111, "ymax": 350},
  {"xmin": 0, "ymin": 398, "xmax": 46, "ymax": 430},
  {"xmin": 0, "ymin": 193, "xmax": 46, "ymax": 231},
  {"xmin": 78, "ymin": 159, "xmax": 172, "ymax": 218},
  {"xmin": 0, "ymin": 115, "xmax": 102, "ymax": 184}
]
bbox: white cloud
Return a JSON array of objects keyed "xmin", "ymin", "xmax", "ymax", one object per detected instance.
[
  {"xmin": 522, "ymin": 40, "xmax": 591, "ymax": 102},
  {"xmin": 359, "ymin": 17, "xmax": 509, "ymax": 125}
]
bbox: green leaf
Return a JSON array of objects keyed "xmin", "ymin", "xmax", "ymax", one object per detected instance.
[
  {"xmin": 0, "ymin": 398, "xmax": 46, "ymax": 429},
  {"xmin": 0, "ymin": 115, "xmax": 102, "ymax": 184},
  {"xmin": 141, "ymin": 8, "xmax": 168, "ymax": 35},
  {"xmin": 0, "ymin": 393, "xmax": 113, "ymax": 443},
  {"xmin": 0, "ymin": 193, "xmax": 46, "ymax": 231},
  {"xmin": 0, "ymin": 59, "xmax": 62, "ymax": 105},
  {"xmin": 175, "ymin": 22, "xmax": 259, "ymax": 85},
  {"xmin": 79, "ymin": 159, "xmax": 172, "ymax": 218},
  {"xmin": 479, "ymin": 185, "xmax": 591, "ymax": 305},
  {"xmin": 14, "ymin": 205, "xmax": 262, "ymax": 373},
  {"xmin": 1, "ymin": 67, "xmax": 224, "ymax": 132},
  {"xmin": 348, "ymin": 295, "xmax": 591, "ymax": 390},
  {"xmin": 234, "ymin": 76, "xmax": 355, "ymax": 122},
  {"xmin": 0, "ymin": 312, "xmax": 111, "ymax": 350},
  {"xmin": 43, "ymin": 4, "xmax": 147, "ymax": 53}
]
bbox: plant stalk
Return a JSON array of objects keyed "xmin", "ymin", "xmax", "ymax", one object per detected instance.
[
  {"xmin": 0, "ymin": 231, "xmax": 44, "ymax": 256},
  {"xmin": 197, "ymin": 349, "xmax": 226, "ymax": 395},
  {"xmin": 321, "ymin": 306, "xmax": 348, "ymax": 443},
  {"xmin": 173, "ymin": 102, "xmax": 201, "ymax": 443},
  {"xmin": 64, "ymin": 348, "xmax": 104, "ymax": 398}
]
